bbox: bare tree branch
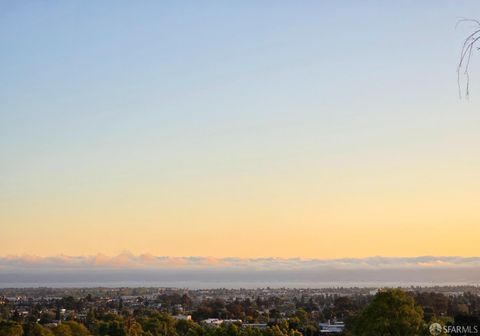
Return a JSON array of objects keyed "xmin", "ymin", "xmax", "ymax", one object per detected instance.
[{"xmin": 457, "ymin": 19, "xmax": 480, "ymax": 98}]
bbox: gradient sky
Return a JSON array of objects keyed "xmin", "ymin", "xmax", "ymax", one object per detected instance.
[{"xmin": 1, "ymin": 1, "xmax": 480, "ymax": 259}]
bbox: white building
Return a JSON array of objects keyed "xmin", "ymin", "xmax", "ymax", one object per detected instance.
[
  {"xmin": 319, "ymin": 321, "xmax": 345, "ymax": 334},
  {"xmin": 202, "ymin": 318, "xmax": 223, "ymax": 326}
]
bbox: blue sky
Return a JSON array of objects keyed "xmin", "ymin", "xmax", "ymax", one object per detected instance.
[{"xmin": 1, "ymin": 1, "xmax": 480, "ymax": 258}]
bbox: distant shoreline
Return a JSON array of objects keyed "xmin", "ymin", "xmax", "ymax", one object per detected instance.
[{"xmin": 1, "ymin": 281, "xmax": 478, "ymax": 289}]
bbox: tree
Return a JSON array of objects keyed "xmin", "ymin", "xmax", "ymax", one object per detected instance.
[
  {"xmin": 62, "ymin": 322, "xmax": 90, "ymax": 336},
  {"xmin": 51, "ymin": 325, "xmax": 72, "ymax": 336},
  {"xmin": 353, "ymin": 289, "xmax": 424, "ymax": 336},
  {"xmin": 293, "ymin": 309, "xmax": 308, "ymax": 326},
  {"xmin": 25, "ymin": 324, "xmax": 53, "ymax": 336},
  {"xmin": 98, "ymin": 320, "xmax": 126, "ymax": 336},
  {"xmin": 0, "ymin": 320, "xmax": 23, "ymax": 336},
  {"xmin": 175, "ymin": 319, "xmax": 202, "ymax": 336},
  {"xmin": 126, "ymin": 322, "xmax": 143, "ymax": 336}
]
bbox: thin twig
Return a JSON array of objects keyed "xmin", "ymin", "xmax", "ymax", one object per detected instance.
[{"xmin": 457, "ymin": 19, "xmax": 480, "ymax": 98}]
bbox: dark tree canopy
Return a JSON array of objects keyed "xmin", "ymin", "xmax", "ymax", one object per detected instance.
[{"xmin": 353, "ymin": 289, "xmax": 424, "ymax": 336}]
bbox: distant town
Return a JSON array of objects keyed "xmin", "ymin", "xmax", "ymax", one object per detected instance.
[{"xmin": 1, "ymin": 286, "xmax": 480, "ymax": 335}]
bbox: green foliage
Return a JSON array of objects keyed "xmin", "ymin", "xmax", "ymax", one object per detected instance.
[
  {"xmin": 25, "ymin": 324, "xmax": 54, "ymax": 336},
  {"xmin": 97, "ymin": 320, "xmax": 126, "ymax": 336},
  {"xmin": 353, "ymin": 289, "xmax": 424, "ymax": 336},
  {"xmin": 62, "ymin": 322, "xmax": 90, "ymax": 336},
  {"xmin": 0, "ymin": 321, "xmax": 23, "ymax": 336},
  {"xmin": 293, "ymin": 309, "xmax": 307, "ymax": 325},
  {"xmin": 136, "ymin": 313, "xmax": 176, "ymax": 336},
  {"xmin": 0, "ymin": 306, "xmax": 13, "ymax": 321},
  {"xmin": 174, "ymin": 319, "xmax": 202, "ymax": 336},
  {"xmin": 3, "ymin": 287, "xmax": 468, "ymax": 336},
  {"xmin": 454, "ymin": 303, "xmax": 469, "ymax": 315},
  {"xmin": 52, "ymin": 325, "xmax": 72, "ymax": 336},
  {"xmin": 126, "ymin": 321, "xmax": 143, "ymax": 336}
]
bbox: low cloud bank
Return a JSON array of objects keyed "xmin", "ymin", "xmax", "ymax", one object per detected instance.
[
  {"xmin": 1, "ymin": 253, "xmax": 480, "ymax": 271},
  {"xmin": 1, "ymin": 254, "xmax": 479, "ymax": 287}
]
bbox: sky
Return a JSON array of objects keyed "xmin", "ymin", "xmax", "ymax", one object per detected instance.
[{"xmin": 1, "ymin": 1, "xmax": 480, "ymax": 259}]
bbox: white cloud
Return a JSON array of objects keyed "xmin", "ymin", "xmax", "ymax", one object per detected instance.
[{"xmin": 1, "ymin": 253, "xmax": 480, "ymax": 271}]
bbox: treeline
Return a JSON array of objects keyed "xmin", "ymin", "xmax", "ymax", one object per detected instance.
[
  {"xmin": 2, "ymin": 289, "xmax": 480, "ymax": 335},
  {"xmin": 0, "ymin": 312, "xmax": 306, "ymax": 336}
]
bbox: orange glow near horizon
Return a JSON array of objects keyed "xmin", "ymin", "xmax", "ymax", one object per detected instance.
[
  {"xmin": 2, "ymin": 154, "xmax": 479, "ymax": 258},
  {"xmin": 1, "ymin": 2, "xmax": 480, "ymax": 260}
]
